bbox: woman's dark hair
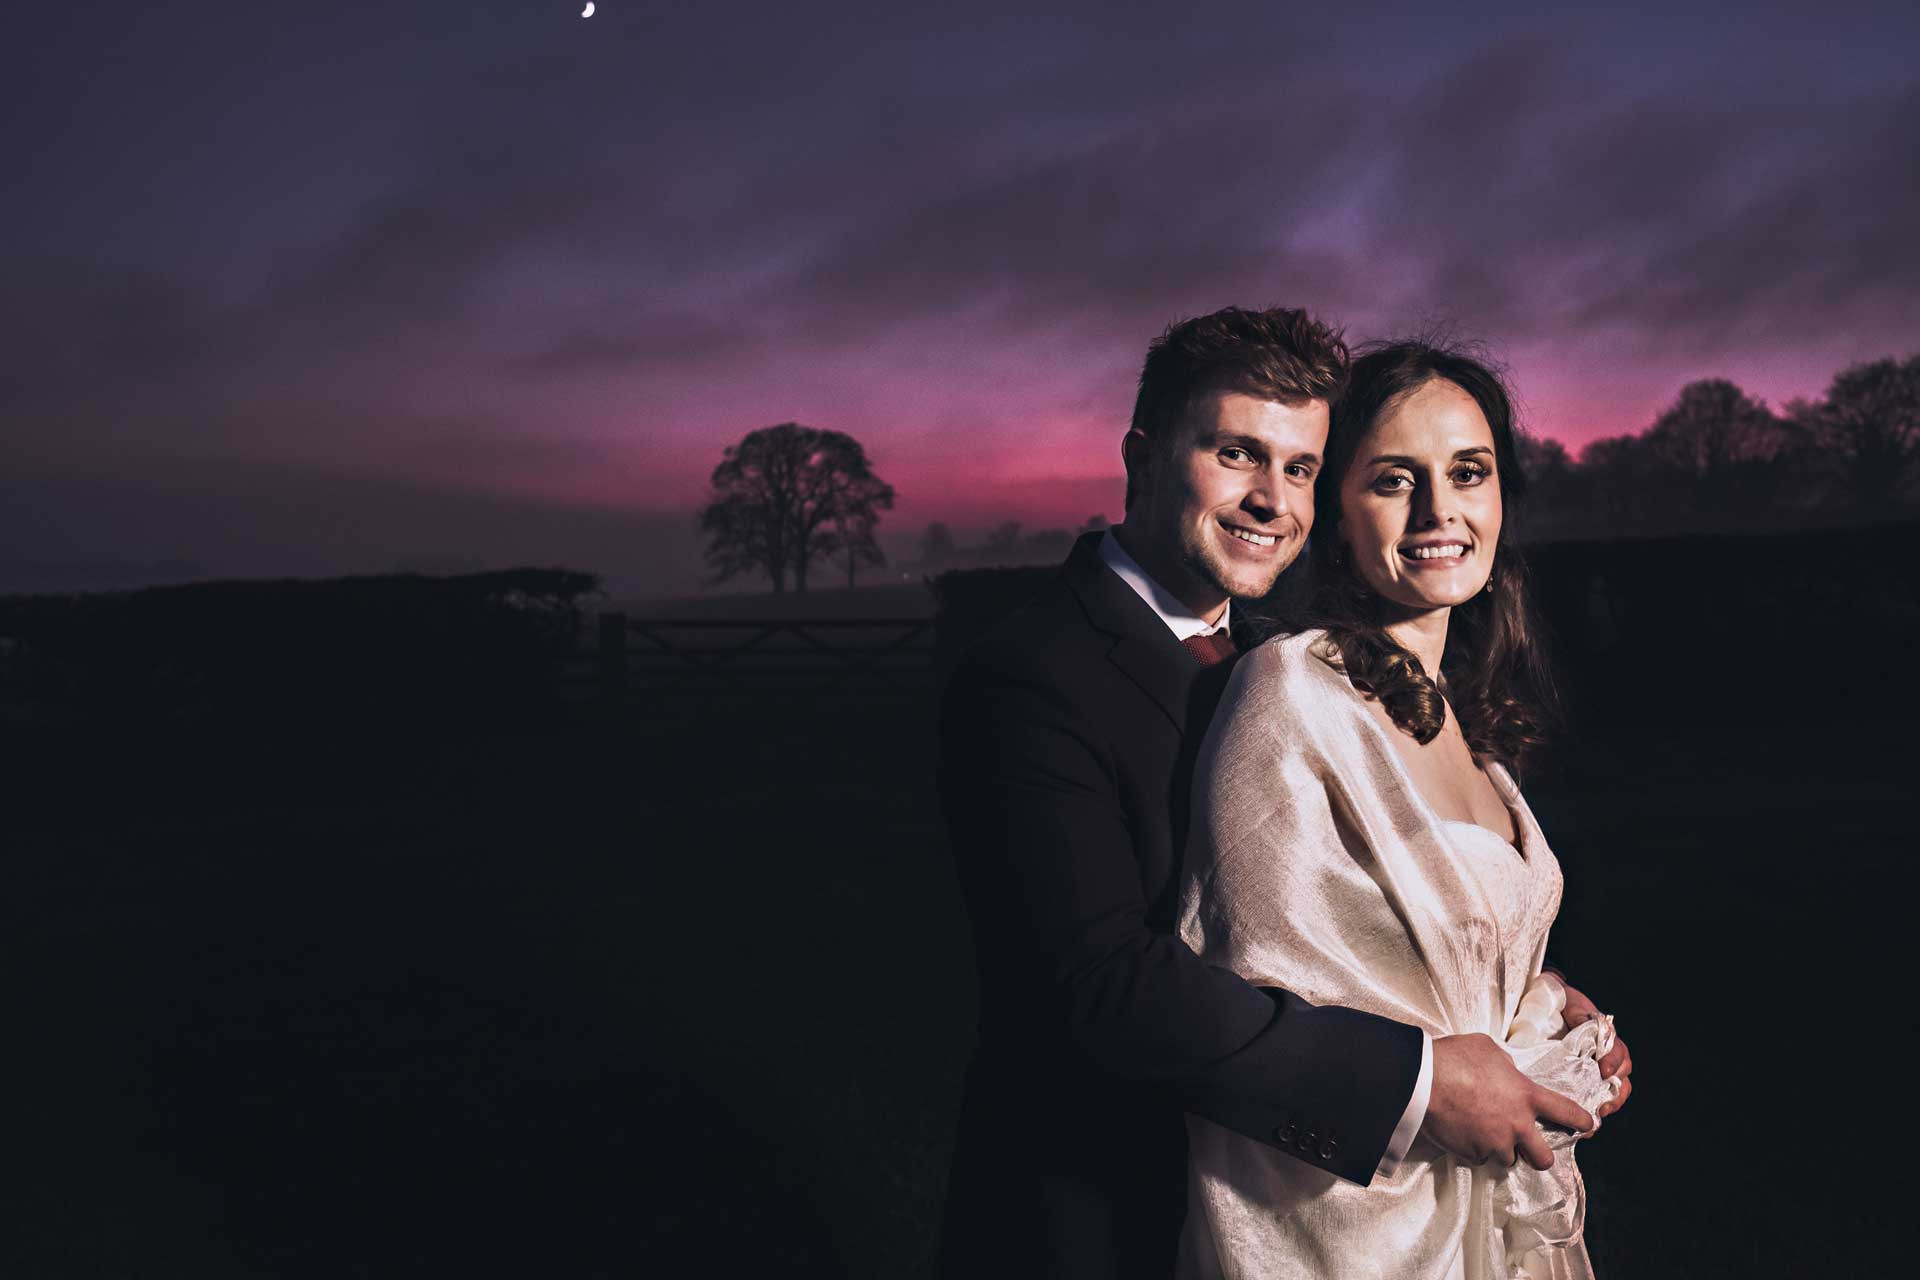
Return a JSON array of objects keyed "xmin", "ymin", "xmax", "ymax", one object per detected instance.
[{"xmin": 1302, "ymin": 339, "xmax": 1558, "ymax": 771}]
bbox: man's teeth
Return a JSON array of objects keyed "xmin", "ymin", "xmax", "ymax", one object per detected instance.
[
  {"xmin": 1406, "ymin": 544, "xmax": 1467, "ymax": 560},
  {"xmin": 1227, "ymin": 527, "xmax": 1276, "ymax": 547}
]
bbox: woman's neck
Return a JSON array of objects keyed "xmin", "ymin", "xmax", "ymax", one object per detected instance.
[{"xmin": 1382, "ymin": 608, "xmax": 1451, "ymax": 683}]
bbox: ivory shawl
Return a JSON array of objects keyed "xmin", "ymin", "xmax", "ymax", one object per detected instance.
[{"xmin": 1176, "ymin": 631, "xmax": 1612, "ymax": 1280}]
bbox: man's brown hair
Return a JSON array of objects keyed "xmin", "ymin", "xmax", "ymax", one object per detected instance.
[{"xmin": 1126, "ymin": 306, "xmax": 1350, "ymax": 509}]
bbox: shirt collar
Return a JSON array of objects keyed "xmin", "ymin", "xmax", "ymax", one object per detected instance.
[{"xmin": 1098, "ymin": 529, "xmax": 1231, "ymax": 641}]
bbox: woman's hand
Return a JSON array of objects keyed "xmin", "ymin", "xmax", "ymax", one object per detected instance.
[{"xmin": 1560, "ymin": 980, "xmax": 1633, "ymax": 1119}]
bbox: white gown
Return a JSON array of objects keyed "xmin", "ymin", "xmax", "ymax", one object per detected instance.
[{"xmin": 1176, "ymin": 631, "xmax": 1617, "ymax": 1280}]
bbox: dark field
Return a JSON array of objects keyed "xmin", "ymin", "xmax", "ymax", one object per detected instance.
[{"xmin": 4, "ymin": 555, "xmax": 1915, "ymax": 1275}]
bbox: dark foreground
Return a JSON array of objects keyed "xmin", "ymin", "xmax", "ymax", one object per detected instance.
[{"xmin": 4, "ymin": 671, "xmax": 1912, "ymax": 1275}]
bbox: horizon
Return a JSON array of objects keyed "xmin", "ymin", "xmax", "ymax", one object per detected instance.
[{"xmin": 6, "ymin": 1, "xmax": 1918, "ymax": 598}]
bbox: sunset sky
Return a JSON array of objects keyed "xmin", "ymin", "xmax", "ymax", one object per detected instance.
[{"xmin": 5, "ymin": 1, "xmax": 1917, "ymax": 596}]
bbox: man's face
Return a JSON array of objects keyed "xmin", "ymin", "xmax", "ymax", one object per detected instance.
[{"xmin": 1123, "ymin": 390, "xmax": 1328, "ymax": 616}]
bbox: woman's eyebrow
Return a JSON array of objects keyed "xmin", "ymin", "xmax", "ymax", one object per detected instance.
[{"xmin": 1365, "ymin": 447, "xmax": 1494, "ymax": 465}]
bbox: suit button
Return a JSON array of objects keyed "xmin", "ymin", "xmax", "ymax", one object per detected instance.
[
  {"xmin": 1276, "ymin": 1123, "xmax": 1298, "ymax": 1144},
  {"xmin": 1319, "ymin": 1139, "xmax": 1338, "ymax": 1160},
  {"xmin": 1296, "ymin": 1131, "xmax": 1316, "ymax": 1152}
]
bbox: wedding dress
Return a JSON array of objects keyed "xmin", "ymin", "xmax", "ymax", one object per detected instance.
[{"xmin": 1176, "ymin": 632, "xmax": 1618, "ymax": 1280}]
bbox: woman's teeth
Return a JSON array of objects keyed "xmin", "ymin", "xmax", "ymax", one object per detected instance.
[
  {"xmin": 1405, "ymin": 543, "xmax": 1467, "ymax": 560},
  {"xmin": 1227, "ymin": 527, "xmax": 1276, "ymax": 547}
]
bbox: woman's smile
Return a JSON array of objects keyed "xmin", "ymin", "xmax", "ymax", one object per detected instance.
[{"xmin": 1400, "ymin": 539, "xmax": 1472, "ymax": 563}]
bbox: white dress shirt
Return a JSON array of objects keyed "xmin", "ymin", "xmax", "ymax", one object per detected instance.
[
  {"xmin": 1098, "ymin": 530, "xmax": 1433, "ymax": 1180},
  {"xmin": 1097, "ymin": 529, "xmax": 1232, "ymax": 639}
]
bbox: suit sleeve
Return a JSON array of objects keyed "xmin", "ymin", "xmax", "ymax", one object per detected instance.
[{"xmin": 939, "ymin": 656, "xmax": 1422, "ymax": 1185}]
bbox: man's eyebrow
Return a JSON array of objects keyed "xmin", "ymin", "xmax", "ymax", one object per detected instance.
[{"xmin": 1209, "ymin": 435, "xmax": 1320, "ymax": 466}]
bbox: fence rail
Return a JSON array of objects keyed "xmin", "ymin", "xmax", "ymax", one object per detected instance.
[{"xmin": 564, "ymin": 613, "xmax": 939, "ymax": 701}]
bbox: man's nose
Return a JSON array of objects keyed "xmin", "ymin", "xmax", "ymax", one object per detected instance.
[{"xmin": 1244, "ymin": 469, "xmax": 1284, "ymax": 520}]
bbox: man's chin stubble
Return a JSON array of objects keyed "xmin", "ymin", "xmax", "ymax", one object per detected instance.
[{"xmin": 1190, "ymin": 553, "xmax": 1286, "ymax": 603}]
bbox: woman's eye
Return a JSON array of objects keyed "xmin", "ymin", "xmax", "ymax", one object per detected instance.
[
  {"xmin": 1372, "ymin": 473, "xmax": 1411, "ymax": 493},
  {"xmin": 1452, "ymin": 465, "xmax": 1489, "ymax": 486}
]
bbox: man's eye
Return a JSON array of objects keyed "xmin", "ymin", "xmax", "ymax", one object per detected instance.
[
  {"xmin": 1220, "ymin": 447, "xmax": 1253, "ymax": 464},
  {"xmin": 1284, "ymin": 463, "xmax": 1314, "ymax": 480}
]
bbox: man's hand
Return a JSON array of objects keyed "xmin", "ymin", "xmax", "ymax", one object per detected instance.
[
  {"xmin": 1560, "ymin": 980, "xmax": 1633, "ymax": 1119},
  {"xmin": 1419, "ymin": 1033, "xmax": 1594, "ymax": 1171}
]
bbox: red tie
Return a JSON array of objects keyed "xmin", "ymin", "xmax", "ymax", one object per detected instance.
[{"xmin": 1180, "ymin": 629, "xmax": 1238, "ymax": 668}]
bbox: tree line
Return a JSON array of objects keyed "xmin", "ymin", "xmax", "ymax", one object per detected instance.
[
  {"xmin": 914, "ymin": 515, "xmax": 1113, "ymax": 571},
  {"xmin": 699, "ymin": 353, "xmax": 1918, "ymax": 591},
  {"xmin": 1515, "ymin": 354, "xmax": 1919, "ymax": 539}
]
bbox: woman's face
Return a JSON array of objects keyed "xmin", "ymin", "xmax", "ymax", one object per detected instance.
[{"xmin": 1336, "ymin": 377, "xmax": 1503, "ymax": 616}]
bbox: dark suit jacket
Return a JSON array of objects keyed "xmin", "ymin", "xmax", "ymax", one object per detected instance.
[{"xmin": 937, "ymin": 532, "xmax": 1423, "ymax": 1279}]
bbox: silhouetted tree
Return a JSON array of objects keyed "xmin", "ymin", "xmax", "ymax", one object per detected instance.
[
  {"xmin": 1025, "ymin": 528, "xmax": 1074, "ymax": 560},
  {"xmin": 1796, "ymin": 355, "xmax": 1920, "ymax": 507},
  {"xmin": 919, "ymin": 522, "xmax": 956, "ymax": 567},
  {"xmin": 983, "ymin": 521, "xmax": 1025, "ymax": 559},
  {"xmin": 825, "ymin": 473, "xmax": 892, "ymax": 588},
  {"xmin": 1577, "ymin": 433, "xmax": 1662, "ymax": 528},
  {"xmin": 1514, "ymin": 434, "xmax": 1579, "ymax": 537},
  {"xmin": 1516, "ymin": 434, "xmax": 1574, "ymax": 478},
  {"xmin": 698, "ymin": 423, "xmax": 893, "ymax": 593},
  {"xmin": 1641, "ymin": 379, "xmax": 1786, "ymax": 518},
  {"xmin": 699, "ymin": 492, "xmax": 782, "ymax": 590}
]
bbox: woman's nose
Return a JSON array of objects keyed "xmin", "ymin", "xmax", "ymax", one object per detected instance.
[{"xmin": 1413, "ymin": 479, "xmax": 1457, "ymax": 528}]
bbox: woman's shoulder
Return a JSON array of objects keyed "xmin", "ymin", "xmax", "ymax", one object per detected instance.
[
  {"xmin": 1220, "ymin": 628, "xmax": 1363, "ymax": 733},
  {"xmin": 1237, "ymin": 627, "xmax": 1349, "ymax": 692}
]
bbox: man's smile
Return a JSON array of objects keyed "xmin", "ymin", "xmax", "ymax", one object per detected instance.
[{"xmin": 1221, "ymin": 519, "xmax": 1283, "ymax": 550}]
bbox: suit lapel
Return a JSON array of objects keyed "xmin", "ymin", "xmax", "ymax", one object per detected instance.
[{"xmin": 1061, "ymin": 533, "xmax": 1203, "ymax": 735}]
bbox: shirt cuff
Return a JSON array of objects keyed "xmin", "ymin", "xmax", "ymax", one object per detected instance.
[{"xmin": 1374, "ymin": 1030, "xmax": 1433, "ymax": 1179}]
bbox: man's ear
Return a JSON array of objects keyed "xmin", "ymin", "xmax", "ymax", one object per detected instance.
[{"xmin": 1121, "ymin": 429, "xmax": 1151, "ymax": 512}]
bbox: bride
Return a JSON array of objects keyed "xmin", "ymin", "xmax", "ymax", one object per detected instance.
[{"xmin": 1177, "ymin": 341, "xmax": 1625, "ymax": 1279}]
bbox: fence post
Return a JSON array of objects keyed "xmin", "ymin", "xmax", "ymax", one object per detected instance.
[{"xmin": 598, "ymin": 612, "xmax": 628, "ymax": 708}]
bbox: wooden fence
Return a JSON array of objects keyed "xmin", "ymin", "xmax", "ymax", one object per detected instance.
[{"xmin": 567, "ymin": 613, "xmax": 939, "ymax": 703}]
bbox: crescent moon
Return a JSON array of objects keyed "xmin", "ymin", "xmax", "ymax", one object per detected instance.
[{"xmin": 582, "ymin": 2, "xmax": 595, "ymax": 15}]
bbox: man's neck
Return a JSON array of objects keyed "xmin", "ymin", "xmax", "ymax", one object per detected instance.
[{"xmin": 1109, "ymin": 523, "xmax": 1229, "ymax": 627}]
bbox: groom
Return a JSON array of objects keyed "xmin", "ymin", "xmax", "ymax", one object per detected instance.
[{"xmin": 936, "ymin": 307, "xmax": 1629, "ymax": 1278}]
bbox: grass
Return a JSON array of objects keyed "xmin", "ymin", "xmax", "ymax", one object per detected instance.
[{"xmin": 2, "ymin": 689, "xmax": 1909, "ymax": 1276}]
